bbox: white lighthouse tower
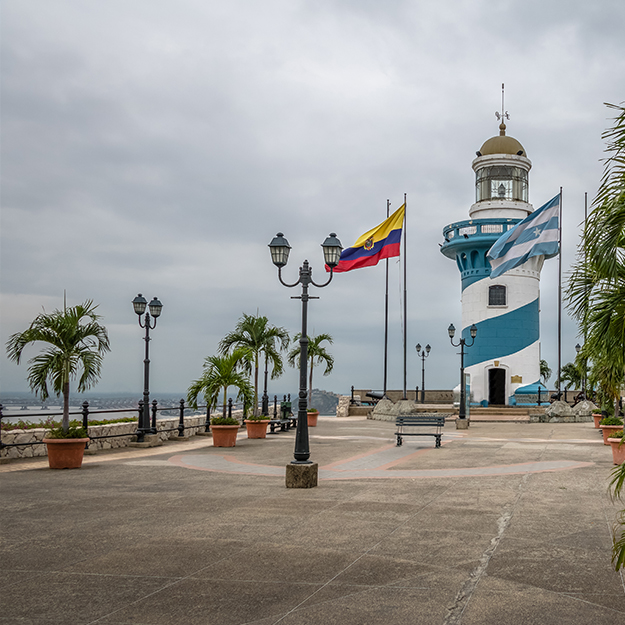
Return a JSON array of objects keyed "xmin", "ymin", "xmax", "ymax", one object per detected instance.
[{"xmin": 440, "ymin": 118, "xmax": 544, "ymax": 406}]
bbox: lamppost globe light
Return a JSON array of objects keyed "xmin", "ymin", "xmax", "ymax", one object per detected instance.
[
  {"xmin": 470, "ymin": 324, "xmax": 478, "ymax": 339},
  {"xmin": 321, "ymin": 233, "xmax": 343, "ymax": 268},
  {"xmin": 416, "ymin": 343, "xmax": 421, "ymax": 353},
  {"xmin": 426, "ymin": 344, "xmax": 431, "ymax": 354},
  {"xmin": 149, "ymin": 297, "xmax": 163, "ymax": 318},
  {"xmin": 575, "ymin": 343, "xmax": 581, "ymax": 353},
  {"xmin": 448, "ymin": 324, "xmax": 456, "ymax": 339},
  {"xmin": 268, "ymin": 232, "xmax": 291, "ymax": 268},
  {"xmin": 133, "ymin": 294, "xmax": 147, "ymax": 315}
]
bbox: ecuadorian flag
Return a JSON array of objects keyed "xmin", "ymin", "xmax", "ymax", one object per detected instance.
[{"xmin": 328, "ymin": 204, "xmax": 405, "ymax": 273}]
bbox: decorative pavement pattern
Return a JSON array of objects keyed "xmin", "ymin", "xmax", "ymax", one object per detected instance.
[{"xmin": 151, "ymin": 433, "xmax": 595, "ymax": 480}]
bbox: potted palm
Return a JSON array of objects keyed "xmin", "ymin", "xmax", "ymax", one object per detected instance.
[
  {"xmin": 600, "ymin": 416, "xmax": 624, "ymax": 445},
  {"xmin": 306, "ymin": 408, "xmax": 319, "ymax": 427},
  {"xmin": 287, "ymin": 332, "xmax": 334, "ymax": 427},
  {"xmin": 5, "ymin": 300, "xmax": 110, "ymax": 469},
  {"xmin": 187, "ymin": 349, "xmax": 254, "ymax": 447},
  {"xmin": 607, "ymin": 430, "xmax": 625, "ymax": 465},
  {"xmin": 244, "ymin": 413, "xmax": 271, "ymax": 438},
  {"xmin": 219, "ymin": 313, "xmax": 289, "ymax": 417}
]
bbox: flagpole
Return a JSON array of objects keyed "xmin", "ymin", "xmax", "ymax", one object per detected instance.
[
  {"xmin": 383, "ymin": 199, "xmax": 390, "ymax": 397},
  {"xmin": 557, "ymin": 187, "xmax": 563, "ymax": 398},
  {"xmin": 403, "ymin": 192, "xmax": 407, "ymax": 400}
]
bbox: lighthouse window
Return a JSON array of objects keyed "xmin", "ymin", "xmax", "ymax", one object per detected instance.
[
  {"xmin": 476, "ymin": 167, "xmax": 528, "ymax": 203},
  {"xmin": 489, "ymin": 285, "xmax": 507, "ymax": 306}
]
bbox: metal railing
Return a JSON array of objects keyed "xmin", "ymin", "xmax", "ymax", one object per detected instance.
[{"xmin": 0, "ymin": 393, "xmax": 298, "ymax": 456}]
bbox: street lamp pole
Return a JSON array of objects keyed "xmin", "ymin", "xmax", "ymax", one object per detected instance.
[
  {"xmin": 133, "ymin": 294, "xmax": 163, "ymax": 443},
  {"xmin": 415, "ymin": 344, "xmax": 431, "ymax": 403},
  {"xmin": 269, "ymin": 232, "xmax": 342, "ymax": 486},
  {"xmin": 448, "ymin": 323, "xmax": 477, "ymax": 428}
]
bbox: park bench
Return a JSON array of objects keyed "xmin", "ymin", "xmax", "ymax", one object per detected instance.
[
  {"xmin": 269, "ymin": 400, "xmax": 296, "ymax": 433},
  {"xmin": 395, "ymin": 414, "xmax": 449, "ymax": 448}
]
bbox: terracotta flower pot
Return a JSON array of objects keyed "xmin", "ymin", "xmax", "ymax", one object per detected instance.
[
  {"xmin": 607, "ymin": 438, "xmax": 625, "ymax": 465},
  {"xmin": 209, "ymin": 424, "xmax": 239, "ymax": 447},
  {"xmin": 600, "ymin": 424, "xmax": 623, "ymax": 445},
  {"xmin": 592, "ymin": 414, "xmax": 603, "ymax": 429},
  {"xmin": 245, "ymin": 419, "xmax": 269, "ymax": 439},
  {"xmin": 307, "ymin": 411, "xmax": 319, "ymax": 427},
  {"xmin": 43, "ymin": 438, "xmax": 89, "ymax": 469}
]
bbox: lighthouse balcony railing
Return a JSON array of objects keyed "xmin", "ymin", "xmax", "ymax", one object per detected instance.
[{"xmin": 443, "ymin": 218, "xmax": 520, "ymax": 243}]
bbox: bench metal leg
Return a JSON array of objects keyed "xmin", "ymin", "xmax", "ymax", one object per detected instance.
[
  {"xmin": 435, "ymin": 435, "xmax": 441, "ymax": 448},
  {"xmin": 396, "ymin": 435, "xmax": 402, "ymax": 447}
]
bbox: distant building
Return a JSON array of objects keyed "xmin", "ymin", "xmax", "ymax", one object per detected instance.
[{"xmin": 440, "ymin": 121, "xmax": 544, "ymax": 406}]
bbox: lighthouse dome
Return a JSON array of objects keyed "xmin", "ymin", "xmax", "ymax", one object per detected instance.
[{"xmin": 479, "ymin": 123, "xmax": 526, "ymax": 157}]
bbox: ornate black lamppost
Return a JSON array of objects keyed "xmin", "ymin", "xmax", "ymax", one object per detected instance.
[
  {"xmin": 269, "ymin": 232, "xmax": 342, "ymax": 488},
  {"xmin": 133, "ymin": 294, "xmax": 163, "ymax": 442},
  {"xmin": 415, "ymin": 343, "xmax": 431, "ymax": 403},
  {"xmin": 448, "ymin": 323, "xmax": 477, "ymax": 429}
]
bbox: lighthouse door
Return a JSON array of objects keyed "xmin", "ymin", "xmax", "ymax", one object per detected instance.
[{"xmin": 488, "ymin": 369, "xmax": 506, "ymax": 405}]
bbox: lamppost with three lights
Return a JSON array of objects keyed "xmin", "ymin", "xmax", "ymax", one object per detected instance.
[
  {"xmin": 448, "ymin": 323, "xmax": 477, "ymax": 430},
  {"xmin": 415, "ymin": 343, "xmax": 431, "ymax": 403},
  {"xmin": 132, "ymin": 294, "xmax": 163, "ymax": 443},
  {"xmin": 268, "ymin": 232, "xmax": 343, "ymax": 488}
]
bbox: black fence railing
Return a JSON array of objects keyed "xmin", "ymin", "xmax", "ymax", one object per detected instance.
[{"xmin": 0, "ymin": 393, "xmax": 296, "ymax": 455}]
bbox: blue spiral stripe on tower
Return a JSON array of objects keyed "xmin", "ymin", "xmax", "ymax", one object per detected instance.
[{"xmin": 462, "ymin": 299, "xmax": 539, "ymax": 368}]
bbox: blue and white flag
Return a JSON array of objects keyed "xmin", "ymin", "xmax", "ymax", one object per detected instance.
[{"xmin": 487, "ymin": 194, "xmax": 560, "ymax": 279}]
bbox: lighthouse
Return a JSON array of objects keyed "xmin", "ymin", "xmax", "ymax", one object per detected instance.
[{"xmin": 440, "ymin": 119, "xmax": 544, "ymax": 406}]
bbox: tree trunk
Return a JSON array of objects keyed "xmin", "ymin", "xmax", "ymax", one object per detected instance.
[
  {"xmin": 222, "ymin": 386, "xmax": 228, "ymax": 418},
  {"xmin": 62, "ymin": 381, "xmax": 70, "ymax": 434},
  {"xmin": 308, "ymin": 357, "xmax": 313, "ymax": 405},
  {"xmin": 254, "ymin": 357, "xmax": 259, "ymax": 416}
]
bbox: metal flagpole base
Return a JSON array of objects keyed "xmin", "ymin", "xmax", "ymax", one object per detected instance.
[{"xmin": 286, "ymin": 462, "xmax": 318, "ymax": 488}]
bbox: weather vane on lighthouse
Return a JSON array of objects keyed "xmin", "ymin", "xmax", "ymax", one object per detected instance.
[{"xmin": 495, "ymin": 83, "xmax": 509, "ymax": 125}]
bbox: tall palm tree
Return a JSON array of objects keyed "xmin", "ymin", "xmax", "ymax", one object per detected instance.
[
  {"xmin": 567, "ymin": 103, "xmax": 625, "ymax": 572},
  {"xmin": 187, "ymin": 349, "xmax": 254, "ymax": 418},
  {"xmin": 6, "ymin": 300, "xmax": 110, "ymax": 434},
  {"xmin": 540, "ymin": 359, "xmax": 552, "ymax": 387},
  {"xmin": 568, "ymin": 103, "xmax": 625, "ymax": 408},
  {"xmin": 219, "ymin": 314, "xmax": 289, "ymax": 416},
  {"xmin": 560, "ymin": 362, "xmax": 583, "ymax": 392},
  {"xmin": 287, "ymin": 332, "xmax": 334, "ymax": 405}
]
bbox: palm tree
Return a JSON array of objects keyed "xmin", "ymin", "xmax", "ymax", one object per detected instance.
[
  {"xmin": 568, "ymin": 103, "xmax": 625, "ymax": 411},
  {"xmin": 6, "ymin": 300, "xmax": 110, "ymax": 434},
  {"xmin": 567, "ymin": 103, "xmax": 625, "ymax": 572},
  {"xmin": 540, "ymin": 359, "xmax": 552, "ymax": 387},
  {"xmin": 187, "ymin": 349, "xmax": 254, "ymax": 418},
  {"xmin": 219, "ymin": 314, "xmax": 289, "ymax": 416},
  {"xmin": 560, "ymin": 362, "xmax": 583, "ymax": 391},
  {"xmin": 287, "ymin": 332, "xmax": 334, "ymax": 405}
]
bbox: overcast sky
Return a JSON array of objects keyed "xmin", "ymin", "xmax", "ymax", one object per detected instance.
[{"xmin": 2, "ymin": 0, "xmax": 625, "ymax": 401}]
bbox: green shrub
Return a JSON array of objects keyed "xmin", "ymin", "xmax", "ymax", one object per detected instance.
[
  {"xmin": 45, "ymin": 425, "xmax": 88, "ymax": 439},
  {"xmin": 609, "ymin": 430, "xmax": 625, "ymax": 440},
  {"xmin": 246, "ymin": 414, "xmax": 270, "ymax": 421},
  {"xmin": 600, "ymin": 416, "xmax": 624, "ymax": 426},
  {"xmin": 307, "ymin": 408, "xmax": 318, "ymax": 413},
  {"xmin": 1, "ymin": 416, "xmax": 137, "ymax": 432},
  {"xmin": 210, "ymin": 416, "xmax": 240, "ymax": 426}
]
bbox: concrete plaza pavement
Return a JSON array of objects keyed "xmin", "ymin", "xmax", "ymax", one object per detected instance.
[{"xmin": 1, "ymin": 416, "xmax": 624, "ymax": 624}]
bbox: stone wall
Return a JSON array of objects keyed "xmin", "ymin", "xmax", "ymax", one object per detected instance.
[
  {"xmin": 352, "ymin": 389, "xmax": 454, "ymax": 404},
  {"xmin": 0, "ymin": 412, "xmax": 248, "ymax": 460}
]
